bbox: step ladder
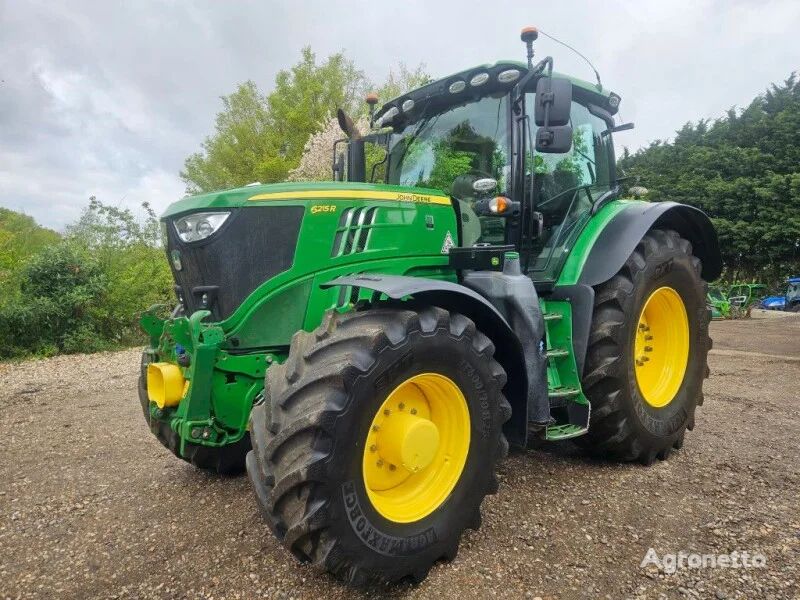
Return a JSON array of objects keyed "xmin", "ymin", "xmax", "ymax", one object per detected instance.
[{"xmin": 538, "ymin": 300, "xmax": 591, "ymax": 441}]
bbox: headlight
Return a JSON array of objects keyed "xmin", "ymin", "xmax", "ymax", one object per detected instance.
[
  {"xmin": 497, "ymin": 69, "xmax": 520, "ymax": 84},
  {"xmin": 173, "ymin": 211, "xmax": 230, "ymax": 242},
  {"xmin": 448, "ymin": 80, "xmax": 466, "ymax": 94},
  {"xmin": 470, "ymin": 72, "xmax": 489, "ymax": 87}
]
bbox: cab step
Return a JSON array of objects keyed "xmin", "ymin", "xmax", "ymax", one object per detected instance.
[
  {"xmin": 546, "ymin": 348, "xmax": 569, "ymax": 359},
  {"xmin": 543, "ymin": 312, "xmax": 562, "ymax": 322},
  {"xmin": 545, "ymin": 423, "xmax": 589, "ymax": 441},
  {"xmin": 548, "ymin": 386, "xmax": 581, "ymax": 409},
  {"xmin": 549, "ymin": 386, "xmax": 581, "ymax": 399}
]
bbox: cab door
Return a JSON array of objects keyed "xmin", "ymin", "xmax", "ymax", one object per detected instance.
[{"xmin": 522, "ymin": 96, "xmax": 615, "ymax": 283}]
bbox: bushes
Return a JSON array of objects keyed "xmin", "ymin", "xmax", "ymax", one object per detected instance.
[
  {"xmin": 0, "ymin": 244, "xmax": 108, "ymax": 356},
  {"xmin": 1, "ymin": 200, "xmax": 174, "ymax": 359}
]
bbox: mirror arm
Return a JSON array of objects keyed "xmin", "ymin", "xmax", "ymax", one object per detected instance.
[
  {"xmin": 512, "ymin": 56, "xmax": 552, "ymax": 112},
  {"xmin": 601, "ymin": 122, "xmax": 635, "ymax": 137}
]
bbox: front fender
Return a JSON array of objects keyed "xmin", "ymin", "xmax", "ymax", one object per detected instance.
[{"xmin": 322, "ymin": 274, "xmax": 529, "ymax": 447}]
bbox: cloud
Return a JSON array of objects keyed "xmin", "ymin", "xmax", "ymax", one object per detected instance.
[{"xmin": 1, "ymin": 0, "xmax": 798, "ymax": 229}]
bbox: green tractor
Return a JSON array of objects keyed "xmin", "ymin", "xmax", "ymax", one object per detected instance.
[
  {"xmin": 139, "ymin": 28, "xmax": 720, "ymax": 585},
  {"xmin": 707, "ymin": 286, "xmax": 731, "ymax": 319}
]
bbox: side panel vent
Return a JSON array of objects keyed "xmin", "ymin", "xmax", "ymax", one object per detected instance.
[{"xmin": 331, "ymin": 207, "xmax": 378, "ymax": 257}]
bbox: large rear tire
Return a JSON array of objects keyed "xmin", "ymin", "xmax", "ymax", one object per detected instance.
[
  {"xmin": 137, "ymin": 351, "xmax": 250, "ymax": 475},
  {"xmin": 247, "ymin": 306, "xmax": 510, "ymax": 586},
  {"xmin": 577, "ymin": 228, "xmax": 711, "ymax": 464}
]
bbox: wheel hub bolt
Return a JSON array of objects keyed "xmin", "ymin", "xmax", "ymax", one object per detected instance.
[
  {"xmin": 389, "ymin": 464, "xmax": 397, "ymax": 471},
  {"xmin": 644, "ymin": 346, "xmax": 653, "ymax": 352},
  {"xmin": 376, "ymin": 459, "xmax": 384, "ymax": 467},
  {"xmin": 383, "ymin": 409, "xmax": 391, "ymax": 416},
  {"xmin": 410, "ymin": 408, "xmax": 417, "ymax": 415},
  {"xmin": 370, "ymin": 444, "xmax": 377, "ymax": 453},
  {"xmin": 398, "ymin": 403, "xmax": 405, "ymax": 411}
]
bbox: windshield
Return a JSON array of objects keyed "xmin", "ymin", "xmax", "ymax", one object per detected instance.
[
  {"xmin": 384, "ymin": 95, "xmax": 510, "ymax": 245},
  {"xmin": 386, "ymin": 95, "xmax": 510, "ymax": 193}
]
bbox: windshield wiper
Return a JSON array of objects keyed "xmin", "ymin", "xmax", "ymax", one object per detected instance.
[{"xmin": 393, "ymin": 105, "xmax": 438, "ymax": 171}]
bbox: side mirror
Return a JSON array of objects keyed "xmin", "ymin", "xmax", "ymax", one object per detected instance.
[
  {"xmin": 534, "ymin": 77, "xmax": 572, "ymax": 127},
  {"xmin": 536, "ymin": 125, "xmax": 573, "ymax": 153},
  {"xmin": 533, "ymin": 76, "xmax": 573, "ymax": 153}
]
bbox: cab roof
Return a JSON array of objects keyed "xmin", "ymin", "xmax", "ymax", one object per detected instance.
[{"xmin": 375, "ymin": 60, "xmax": 620, "ymax": 125}]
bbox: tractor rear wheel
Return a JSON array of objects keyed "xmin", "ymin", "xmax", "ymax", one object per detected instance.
[
  {"xmin": 578, "ymin": 228, "xmax": 711, "ymax": 464},
  {"xmin": 137, "ymin": 351, "xmax": 250, "ymax": 475},
  {"xmin": 247, "ymin": 306, "xmax": 510, "ymax": 586}
]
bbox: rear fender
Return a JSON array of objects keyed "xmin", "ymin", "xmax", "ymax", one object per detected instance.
[
  {"xmin": 564, "ymin": 201, "xmax": 721, "ymax": 379},
  {"xmin": 578, "ymin": 201, "xmax": 722, "ymax": 287},
  {"xmin": 322, "ymin": 274, "xmax": 529, "ymax": 447}
]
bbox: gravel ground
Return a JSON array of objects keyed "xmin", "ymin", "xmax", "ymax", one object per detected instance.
[{"xmin": 1, "ymin": 312, "xmax": 798, "ymax": 599}]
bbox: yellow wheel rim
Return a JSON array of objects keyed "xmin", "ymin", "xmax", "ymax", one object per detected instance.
[
  {"xmin": 634, "ymin": 286, "xmax": 690, "ymax": 408},
  {"xmin": 362, "ymin": 373, "xmax": 470, "ymax": 523}
]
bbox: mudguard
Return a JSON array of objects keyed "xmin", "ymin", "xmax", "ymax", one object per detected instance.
[
  {"xmin": 562, "ymin": 200, "xmax": 721, "ymax": 379},
  {"xmin": 578, "ymin": 201, "xmax": 722, "ymax": 287},
  {"xmin": 322, "ymin": 274, "xmax": 529, "ymax": 446}
]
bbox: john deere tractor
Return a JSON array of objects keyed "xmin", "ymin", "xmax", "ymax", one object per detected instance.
[{"xmin": 139, "ymin": 28, "xmax": 720, "ymax": 585}]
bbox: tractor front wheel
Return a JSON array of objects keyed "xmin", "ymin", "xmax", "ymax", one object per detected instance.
[
  {"xmin": 247, "ymin": 306, "xmax": 510, "ymax": 586},
  {"xmin": 578, "ymin": 228, "xmax": 711, "ymax": 464}
]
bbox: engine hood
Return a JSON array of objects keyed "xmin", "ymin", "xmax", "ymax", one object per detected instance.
[{"xmin": 161, "ymin": 181, "xmax": 448, "ymax": 220}]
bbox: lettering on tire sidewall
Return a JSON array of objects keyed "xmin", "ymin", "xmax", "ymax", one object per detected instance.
[
  {"xmin": 457, "ymin": 358, "xmax": 492, "ymax": 440},
  {"xmin": 342, "ymin": 481, "xmax": 438, "ymax": 556},
  {"xmin": 653, "ymin": 258, "xmax": 674, "ymax": 281},
  {"xmin": 632, "ymin": 380, "xmax": 687, "ymax": 436}
]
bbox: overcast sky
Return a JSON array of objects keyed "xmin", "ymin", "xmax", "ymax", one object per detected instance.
[{"xmin": 1, "ymin": 0, "xmax": 798, "ymax": 230}]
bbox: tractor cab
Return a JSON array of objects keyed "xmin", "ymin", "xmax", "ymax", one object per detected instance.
[
  {"xmin": 728, "ymin": 283, "xmax": 767, "ymax": 308},
  {"xmin": 788, "ymin": 278, "xmax": 800, "ymax": 307},
  {"xmin": 353, "ymin": 56, "xmax": 624, "ymax": 285}
]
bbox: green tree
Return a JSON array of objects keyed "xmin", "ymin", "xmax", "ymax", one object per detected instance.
[
  {"xmin": 618, "ymin": 73, "xmax": 800, "ymax": 284},
  {"xmin": 369, "ymin": 63, "xmax": 431, "ymax": 111},
  {"xmin": 181, "ymin": 47, "xmax": 367, "ymax": 193},
  {"xmin": 181, "ymin": 81, "xmax": 274, "ymax": 194},
  {"xmin": 66, "ymin": 198, "xmax": 173, "ymax": 344},
  {"xmin": 0, "ymin": 208, "xmax": 60, "ymax": 306},
  {"xmin": 267, "ymin": 47, "xmax": 366, "ymax": 169}
]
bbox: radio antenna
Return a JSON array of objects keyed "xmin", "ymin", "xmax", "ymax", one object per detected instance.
[{"xmin": 537, "ymin": 29, "xmax": 603, "ymax": 91}]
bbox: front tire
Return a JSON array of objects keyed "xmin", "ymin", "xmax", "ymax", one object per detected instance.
[
  {"xmin": 578, "ymin": 229, "xmax": 711, "ymax": 464},
  {"xmin": 247, "ymin": 306, "xmax": 510, "ymax": 586}
]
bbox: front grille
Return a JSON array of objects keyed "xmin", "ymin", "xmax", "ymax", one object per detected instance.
[{"xmin": 166, "ymin": 206, "xmax": 304, "ymax": 320}]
